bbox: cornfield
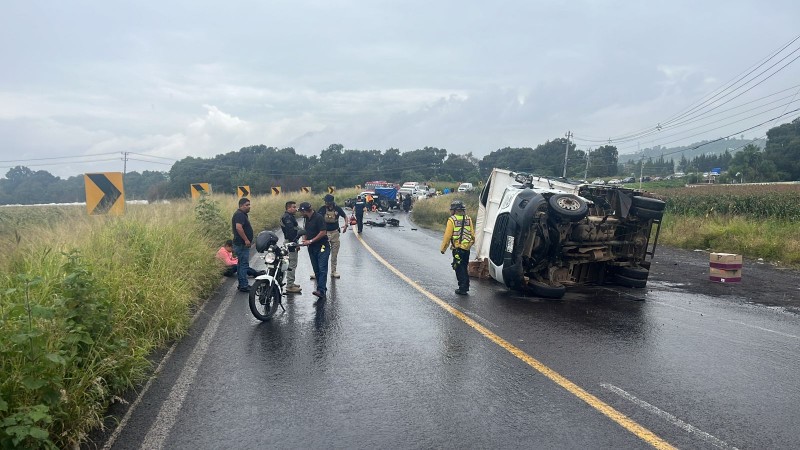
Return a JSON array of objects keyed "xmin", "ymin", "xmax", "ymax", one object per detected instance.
[{"xmin": 660, "ymin": 184, "xmax": 800, "ymax": 220}]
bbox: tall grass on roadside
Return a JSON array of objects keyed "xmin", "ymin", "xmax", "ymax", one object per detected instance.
[
  {"xmin": 410, "ymin": 193, "xmax": 480, "ymax": 232},
  {"xmin": 0, "ymin": 200, "xmax": 222, "ymax": 448},
  {"xmin": 658, "ymin": 213, "xmax": 800, "ymax": 266}
]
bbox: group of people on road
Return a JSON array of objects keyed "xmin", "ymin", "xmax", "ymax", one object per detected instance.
[
  {"xmin": 220, "ymin": 193, "xmax": 475, "ymax": 302},
  {"xmin": 220, "ymin": 194, "xmax": 350, "ymax": 302}
]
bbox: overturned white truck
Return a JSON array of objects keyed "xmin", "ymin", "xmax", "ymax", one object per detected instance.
[{"xmin": 472, "ymin": 169, "xmax": 666, "ymax": 298}]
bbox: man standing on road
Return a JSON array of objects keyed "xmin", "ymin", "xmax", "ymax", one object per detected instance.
[
  {"xmin": 317, "ymin": 194, "xmax": 348, "ymax": 278},
  {"xmin": 232, "ymin": 198, "xmax": 254, "ymax": 293},
  {"xmin": 353, "ymin": 195, "xmax": 367, "ymax": 233},
  {"xmin": 298, "ymin": 202, "xmax": 329, "ymax": 301},
  {"xmin": 280, "ymin": 201, "xmax": 303, "ymax": 294},
  {"xmin": 440, "ymin": 200, "xmax": 474, "ymax": 295}
]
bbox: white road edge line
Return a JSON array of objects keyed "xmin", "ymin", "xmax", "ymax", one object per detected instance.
[
  {"xmin": 137, "ymin": 289, "xmax": 236, "ymax": 450},
  {"xmin": 652, "ymin": 300, "xmax": 800, "ymax": 340},
  {"xmin": 601, "ymin": 383, "xmax": 738, "ymax": 450},
  {"xmin": 101, "ymin": 286, "xmax": 220, "ymax": 450}
]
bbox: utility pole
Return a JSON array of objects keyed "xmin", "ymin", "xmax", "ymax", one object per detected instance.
[
  {"xmin": 122, "ymin": 151, "xmax": 129, "ymax": 176},
  {"xmin": 563, "ymin": 130, "xmax": 572, "ymax": 178},
  {"xmin": 638, "ymin": 142, "xmax": 644, "ymax": 190},
  {"xmin": 584, "ymin": 147, "xmax": 591, "ymax": 181}
]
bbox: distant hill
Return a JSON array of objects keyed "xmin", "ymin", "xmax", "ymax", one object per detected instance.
[{"xmin": 618, "ymin": 138, "xmax": 766, "ymax": 164}]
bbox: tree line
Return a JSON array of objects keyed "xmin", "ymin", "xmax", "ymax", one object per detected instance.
[{"xmin": 2, "ymin": 118, "xmax": 798, "ymax": 204}]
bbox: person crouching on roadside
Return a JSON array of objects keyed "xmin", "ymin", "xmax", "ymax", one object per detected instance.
[{"xmin": 216, "ymin": 240, "xmax": 264, "ymax": 278}]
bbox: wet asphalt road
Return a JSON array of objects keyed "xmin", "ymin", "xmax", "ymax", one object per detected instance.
[{"xmin": 103, "ymin": 210, "xmax": 800, "ymax": 450}]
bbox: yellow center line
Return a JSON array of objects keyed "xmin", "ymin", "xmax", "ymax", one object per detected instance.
[{"xmin": 355, "ymin": 233, "xmax": 675, "ymax": 450}]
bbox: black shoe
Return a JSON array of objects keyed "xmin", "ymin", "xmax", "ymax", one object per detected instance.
[
  {"xmin": 238, "ymin": 286, "xmax": 251, "ymax": 293},
  {"xmin": 257, "ymin": 270, "xmax": 267, "ymax": 276},
  {"xmin": 455, "ymin": 289, "xmax": 468, "ymax": 295}
]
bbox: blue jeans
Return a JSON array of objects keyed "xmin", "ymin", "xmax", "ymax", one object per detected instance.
[
  {"xmin": 233, "ymin": 244, "xmax": 250, "ymax": 289},
  {"xmin": 307, "ymin": 243, "xmax": 330, "ymax": 295}
]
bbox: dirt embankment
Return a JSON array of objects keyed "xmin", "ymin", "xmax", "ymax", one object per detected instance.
[{"xmin": 649, "ymin": 246, "xmax": 800, "ymax": 314}]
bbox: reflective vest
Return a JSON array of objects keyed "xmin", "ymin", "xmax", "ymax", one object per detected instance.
[
  {"xmin": 324, "ymin": 207, "xmax": 339, "ymax": 224},
  {"xmin": 450, "ymin": 214, "xmax": 474, "ymax": 250}
]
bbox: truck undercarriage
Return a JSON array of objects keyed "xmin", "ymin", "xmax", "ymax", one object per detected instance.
[{"xmin": 476, "ymin": 170, "xmax": 665, "ymax": 298}]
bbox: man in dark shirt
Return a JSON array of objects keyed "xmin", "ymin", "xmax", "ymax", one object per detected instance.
[
  {"xmin": 231, "ymin": 198, "xmax": 254, "ymax": 292},
  {"xmin": 298, "ymin": 202, "xmax": 329, "ymax": 301},
  {"xmin": 318, "ymin": 194, "xmax": 348, "ymax": 278},
  {"xmin": 353, "ymin": 195, "xmax": 367, "ymax": 233},
  {"xmin": 280, "ymin": 200, "xmax": 302, "ymax": 294}
]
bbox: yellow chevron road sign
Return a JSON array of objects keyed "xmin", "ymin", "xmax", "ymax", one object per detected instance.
[
  {"xmin": 191, "ymin": 183, "xmax": 211, "ymax": 199},
  {"xmin": 84, "ymin": 172, "xmax": 125, "ymax": 215}
]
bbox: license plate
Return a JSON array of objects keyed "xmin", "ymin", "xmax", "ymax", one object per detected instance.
[{"xmin": 506, "ymin": 235, "xmax": 515, "ymax": 253}]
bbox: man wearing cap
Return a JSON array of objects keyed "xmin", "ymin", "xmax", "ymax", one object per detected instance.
[
  {"xmin": 298, "ymin": 202, "xmax": 329, "ymax": 301},
  {"xmin": 318, "ymin": 194, "xmax": 348, "ymax": 278},
  {"xmin": 280, "ymin": 201, "xmax": 303, "ymax": 294},
  {"xmin": 440, "ymin": 200, "xmax": 474, "ymax": 295}
]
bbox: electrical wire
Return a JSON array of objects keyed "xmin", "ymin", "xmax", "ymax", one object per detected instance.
[
  {"xmin": 0, "ymin": 151, "xmax": 121, "ymax": 163},
  {"xmin": 573, "ymin": 34, "xmax": 800, "ymax": 145}
]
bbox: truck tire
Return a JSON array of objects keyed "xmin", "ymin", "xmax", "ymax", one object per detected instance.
[
  {"xmin": 632, "ymin": 196, "xmax": 666, "ymax": 211},
  {"xmin": 548, "ymin": 194, "xmax": 588, "ymax": 222},
  {"xmin": 617, "ymin": 266, "xmax": 649, "ymax": 280},
  {"xmin": 528, "ymin": 280, "xmax": 566, "ymax": 299},
  {"xmin": 632, "ymin": 207, "xmax": 663, "ymax": 221},
  {"xmin": 613, "ymin": 273, "xmax": 647, "ymax": 288}
]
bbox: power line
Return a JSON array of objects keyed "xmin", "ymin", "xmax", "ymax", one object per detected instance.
[
  {"xmin": 573, "ymin": 34, "xmax": 800, "ymax": 145},
  {"xmin": 0, "ymin": 151, "xmax": 121, "ymax": 163},
  {"xmin": 0, "ymin": 157, "xmax": 123, "ymax": 170}
]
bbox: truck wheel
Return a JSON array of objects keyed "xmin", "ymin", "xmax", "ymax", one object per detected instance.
[
  {"xmin": 548, "ymin": 194, "xmax": 588, "ymax": 222},
  {"xmin": 528, "ymin": 280, "xmax": 566, "ymax": 299},
  {"xmin": 617, "ymin": 266, "xmax": 649, "ymax": 280},
  {"xmin": 632, "ymin": 207, "xmax": 663, "ymax": 221},
  {"xmin": 632, "ymin": 196, "xmax": 666, "ymax": 211},
  {"xmin": 613, "ymin": 273, "xmax": 647, "ymax": 288}
]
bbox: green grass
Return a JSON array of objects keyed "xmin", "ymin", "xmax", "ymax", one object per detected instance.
[
  {"xmin": 410, "ymin": 193, "xmax": 480, "ymax": 232},
  {"xmin": 657, "ymin": 213, "xmax": 800, "ymax": 267}
]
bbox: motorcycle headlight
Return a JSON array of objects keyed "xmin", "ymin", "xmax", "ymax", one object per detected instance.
[{"xmin": 264, "ymin": 250, "xmax": 277, "ymax": 264}]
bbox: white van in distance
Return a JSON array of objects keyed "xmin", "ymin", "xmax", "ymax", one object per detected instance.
[{"xmin": 457, "ymin": 182, "xmax": 474, "ymax": 192}]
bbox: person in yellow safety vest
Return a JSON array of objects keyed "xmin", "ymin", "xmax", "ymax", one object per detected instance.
[{"xmin": 440, "ymin": 200, "xmax": 475, "ymax": 295}]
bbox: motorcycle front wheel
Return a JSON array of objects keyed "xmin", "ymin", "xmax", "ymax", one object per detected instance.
[{"xmin": 248, "ymin": 279, "xmax": 280, "ymax": 321}]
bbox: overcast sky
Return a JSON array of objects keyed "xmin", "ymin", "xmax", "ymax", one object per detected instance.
[{"xmin": 1, "ymin": 0, "xmax": 799, "ymax": 178}]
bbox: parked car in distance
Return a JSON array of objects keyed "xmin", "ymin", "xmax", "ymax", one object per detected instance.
[
  {"xmin": 399, "ymin": 181, "xmax": 420, "ymax": 197},
  {"xmin": 608, "ymin": 179, "xmax": 622, "ymax": 185},
  {"xmin": 592, "ymin": 179, "xmax": 606, "ymax": 185},
  {"xmin": 457, "ymin": 182, "xmax": 475, "ymax": 192},
  {"xmin": 622, "ymin": 177, "xmax": 635, "ymax": 183}
]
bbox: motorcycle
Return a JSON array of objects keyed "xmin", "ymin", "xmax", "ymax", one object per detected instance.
[{"xmin": 248, "ymin": 230, "xmax": 297, "ymax": 321}]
